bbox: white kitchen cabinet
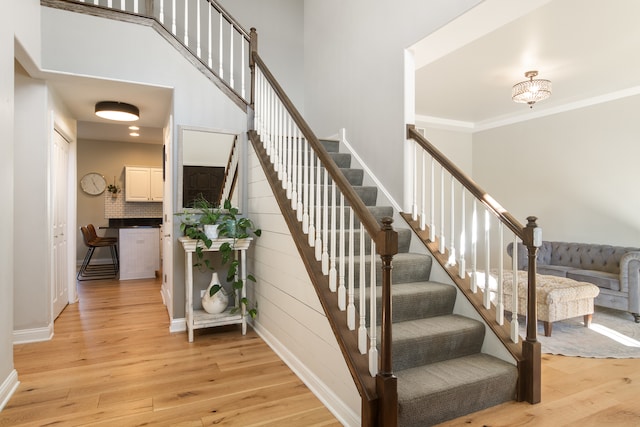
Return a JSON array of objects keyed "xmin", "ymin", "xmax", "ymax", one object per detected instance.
[
  {"xmin": 125, "ymin": 166, "xmax": 163, "ymax": 202},
  {"xmin": 119, "ymin": 228, "xmax": 160, "ymax": 280}
]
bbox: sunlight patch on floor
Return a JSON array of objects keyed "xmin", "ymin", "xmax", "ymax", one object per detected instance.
[{"xmin": 588, "ymin": 323, "xmax": 640, "ymax": 347}]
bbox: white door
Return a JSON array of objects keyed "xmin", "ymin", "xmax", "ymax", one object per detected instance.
[
  {"xmin": 162, "ymin": 119, "xmax": 174, "ymax": 320},
  {"xmin": 52, "ymin": 129, "xmax": 70, "ymax": 319}
]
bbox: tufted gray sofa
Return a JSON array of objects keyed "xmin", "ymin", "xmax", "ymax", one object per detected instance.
[{"xmin": 507, "ymin": 241, "xmax": 640, "ymax": 322}]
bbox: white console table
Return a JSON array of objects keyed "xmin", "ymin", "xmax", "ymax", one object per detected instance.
[{"xmin": 179, "ymin": 236, "xmax": 252, "ymax": 342}]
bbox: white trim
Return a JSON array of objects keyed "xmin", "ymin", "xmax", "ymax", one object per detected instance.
[
  {"xmin": 13, "ymin": 324, "xmax": 54, "ymax": 344},
  {"xmin": 0, "ymin": 370, "xmax": 19, "ymax": 411},
  {"xmin": 253, "ymin": 322, "xmax": 360, "ymax": 427},
  {"xmin": 169, "ymin": 317, "xmax": 186, "ymax": 333},
  {"xmin": 415, "ymin": 114, "xmax": 475, "ymax": 132},
  {"xmin": 417, "ymin": 86, "xmax": 640, "ymax": 133},
  {"xmin": 328, "ymin": 128, "xmax": 403, "ymax": 213}
]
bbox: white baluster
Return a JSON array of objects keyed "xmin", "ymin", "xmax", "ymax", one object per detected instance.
[
  {"xmin": 133, "ymin": 0, "xmax": 138, "ymax": 14},
  {"xmin": 347, "ymin": 208, "xmax": 355, "ymax": 329},
  {"xmin": 447, "ymin": 176, "xmax": 456, "ymax": 266},
  {"xmin": 295, "ymin": 129, "xmax": 303, "ymax": 218},
  {"xmin": 119, "ymin": 0, "xmax": 124, "ymax": 11},
  {"xmin": 303, "ymin": 139, "xmax": 310, "ymax": 233},
  {"xmin": 358, "ymin": 224, "xmax": 367, "ymax": 354},
  {"xmin": 458, "ymin": 188, "xmax": 466, "ymax": 279},
  {"xmin": 420, "ymin": 149, "xmax": 426, "ymax": 230},
  {"xmin": 369, "ymin": 239, "xmax": 378, "ymax": 377},
  {"xmin": 429, "ymin": 157, "xmax": 435, "ymax": 242},
  {"xmin": 291, "ymin": 126, "xmax": 298, "ymax": 210},
  {"xmin": 321, "ymin": 169, "xmax": 329, "ymax": 274},
  {"xmin": 183, "ymin": 1, "xmax": 188, "ymax": 47},
  {"xmin": 241, "ymin": 35, "xmax": 246, "ymax": 98},
  {"xmin": 218, "ymin": 14, "xmax": 223, "ymax": 78},
  {"xmin": 107, "ymin": 0, "xmax": 112, "ymax": 8},
  {"xmin": 229, "ymin": 24, "xmax": 235, "ymax": 89},
  {"xmin": 286, "ymin": 117, "xmax": 292, "ymax": 196},
  {"xmin": 282, "ymin": 115, "xmax": 289, "ymax": 192},
  {"xmin": 329, "ymin": 182, "xmax": 337, "ymax": 291},
  {"xmin": 511, "ymin": 237, "xmax": 519, "ymax": 343},
  {"xmin": 207, "ymin": 5, "xmax": 212, "ymax": 68},
  {"xmin": 159, "ymin": 0, "xmax": 165, "ymax": 23},
  {"xmin": 196, "ymin": 0, "xmax": 201, "ymax": 58},
  {"xmin": 412, "ymin": 141, "xmax": 418, "ymax": 220},
  {"xmin": 308, "ymin": 151, "xmax": 315, "ymax": 246},
  {"xmin": 171, "ymin": 0, "xmax": 177, "ymax": 35},
  {"xmin": 338, "ymin": 194, "xmax": 346, "ymax": 310},
  {"xmin": 315, "ymin": 157, "xmax": 322, "ymax": 260},
  {"xmin": 439, "ymin": 167, "xmax": 445, "ymax": 254},
  {"xmin": 496, "ymin": 223, "xmax": 504, "ymax": 325},
  {"xmin": 471, "ymin": 199, "xmax": 477, "ymax": 293},
  {"xmin": 484, "ymin": 209, "xmax": 491, "ymax": 309}
]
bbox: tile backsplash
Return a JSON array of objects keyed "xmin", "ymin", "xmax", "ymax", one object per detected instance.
[{"xmin": 104, "ymin": 193, "xmax": 163, "ymax": 219}]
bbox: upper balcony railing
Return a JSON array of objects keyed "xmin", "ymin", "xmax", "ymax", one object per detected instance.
[{"xmin": 70, "ymin": 0, "xmax": 251, "ymax": 106}]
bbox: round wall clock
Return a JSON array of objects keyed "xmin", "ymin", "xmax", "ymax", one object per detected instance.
[{"xmin": 80, "ymin": 172, "xmax": 107, "ymax": 195}]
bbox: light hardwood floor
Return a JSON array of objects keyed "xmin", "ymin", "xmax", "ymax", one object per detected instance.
[
  {"xmin": 1, "ymin": 277, "xmax": 341, "ymax": 426},
  {"xmin": 4, "ymin": 277, "xmax": 640, "ymax": 426}
]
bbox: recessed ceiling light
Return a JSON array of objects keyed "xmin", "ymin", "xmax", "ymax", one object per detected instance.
[
  {"xmin": 128, "ymin": 125, "xmax": 139, "ymax": 130},
  {"xmin": 130, "ymin": 132, "xmax": 140, "ymax": 137},
  {"xmin": 95, "ymin": 101, "xmax": 140, "ymax": 121}
]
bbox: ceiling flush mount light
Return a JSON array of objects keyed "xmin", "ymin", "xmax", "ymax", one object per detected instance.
[
  {"xmin": 95, "ymin": 101, "xmax": 140, "ymax": 121},
  {"xmin": 512, "ymin": 70, "xmax": 552, "ymax": 108}
]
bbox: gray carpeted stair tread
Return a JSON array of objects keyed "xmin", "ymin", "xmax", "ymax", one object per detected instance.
[
  {"xmin": 319, "ymin": 139, "xmax": 339, "ymax": 152},
  {"xmin": 389, "ymin": 315, "xmax": 485, "ymax": 370},
  {"xmin": 353, "ymin": 252, "xmax": 432, "ymax": 285},
  {"xmin": 357, "ymin": 281, "xmax": 456, "ymax": 325},
  {"xmin": 328, "ymin": 152, "xmax": 351, "ymax": 168},
  {"xmin": 389, "ymin": 281, "xmax": 456, "ymax": 322},
  {"xmin": 396, "ymin": 353, "xmax": 518, "ymax": 427}
]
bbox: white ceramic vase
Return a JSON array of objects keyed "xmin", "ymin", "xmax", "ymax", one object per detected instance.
[
  {"xmin": 201, "ymin": 272, "xmax": 229, "ymax": 314},
  {"xmin": 203, "ymin": 224, "xmax": 219, "ymax": 239}
]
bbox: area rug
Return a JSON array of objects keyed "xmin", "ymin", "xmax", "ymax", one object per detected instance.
[{"xmin": 518, "ymin": 306, "xmax": 640, "ymax": 358}]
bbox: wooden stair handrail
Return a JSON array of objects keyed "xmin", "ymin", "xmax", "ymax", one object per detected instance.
[{"xmin": 407, "ymin": 125, "xmax": 525, "ymax": 239}]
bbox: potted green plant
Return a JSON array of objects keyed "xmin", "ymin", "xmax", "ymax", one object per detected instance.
[{"xmin": 177, "ymin": 197, "xmax": 261, "ymax": 318}]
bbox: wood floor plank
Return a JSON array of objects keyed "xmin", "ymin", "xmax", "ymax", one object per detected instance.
[{"xmin": 0, "ymin": 277, "xmax": 339, "ymax": 426}]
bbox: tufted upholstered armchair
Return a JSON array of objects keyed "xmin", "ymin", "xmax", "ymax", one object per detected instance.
[{"xmin": 507, "ymin": 241, "xmax": 640, "ymax": 322}]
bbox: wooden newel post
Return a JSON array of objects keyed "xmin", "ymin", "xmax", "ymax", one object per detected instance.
[
  {"xmin": 249, "ymin": 27, "xmax": 258, "ymax": 108},
  {"xmin": 522, "ymin": 216, "xmax": 541, "ymax": 404},
  {"xmin": 376, "ymin": 217, "xmax": 398, "ymax": 426}
]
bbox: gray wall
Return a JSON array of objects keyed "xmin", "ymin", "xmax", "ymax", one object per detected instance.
[
  {"xmin": 218, "ymin": 0, "xmax": 304, "ymax": 112},
  {"xmin": 303, "ymin": 0, "xmax": 482, "ymax": 205},
  {"xmin": 473, "ymin": 95, "xmax": 640, "ymax": 247}
]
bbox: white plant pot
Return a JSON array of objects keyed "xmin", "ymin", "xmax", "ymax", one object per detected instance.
[
  {"xmin": 201, "ymin": 272, "xmax": 229, "ymax": 314},
  {"xmin": 203, "ymin": 224, "xmax": 219, "ymax": 239}
]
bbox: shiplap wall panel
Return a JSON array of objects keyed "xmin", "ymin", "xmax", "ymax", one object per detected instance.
[{"xmin": 247, "ymin": 145, "xmax": 360, "ymax": 424}]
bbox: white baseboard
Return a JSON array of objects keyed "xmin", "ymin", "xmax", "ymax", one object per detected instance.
[
  {"xmin": 0, "ymin": 369, "xmax": 19, "ymax": 411},
  {"xmin": 253, "ymin": 322, "xmax": 359, "ymax": 427},
  {"xmin": 170, "ymin": 317, "xmax": 186, "ymax": 333},
  {"xmin": 13, "ymin": 323, "xmax": 53, "ymax": 344}
]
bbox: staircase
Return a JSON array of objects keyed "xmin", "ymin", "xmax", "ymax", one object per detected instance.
[{"xmin": 319, "ymin": 139, "xmax": 518, "ymax": 426}]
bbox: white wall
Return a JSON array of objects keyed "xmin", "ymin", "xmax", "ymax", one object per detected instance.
[
  {"xmin": 246, "ymin": 144, "xmax": 360, "ymax": 426},
  {"xmin": 303, "ymin": 0, "xmax": 482, "ymax": 206},
  {"xmin": 473, "ymin": 95, "xmax": 640, "ymax": 247},
  {"xmin": 0, "ymin": 0, "xmax": 17, "ymax": 410}
]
